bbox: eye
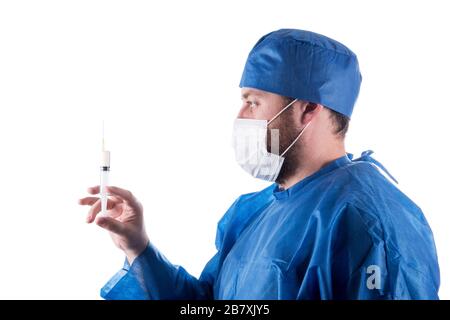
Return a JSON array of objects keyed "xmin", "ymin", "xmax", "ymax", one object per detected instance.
[{"xmin": 249, "ymin": 101, "xmax": 258, "ymax": 108}]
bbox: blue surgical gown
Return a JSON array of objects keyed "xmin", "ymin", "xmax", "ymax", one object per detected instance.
[{"xmin": 100, "ymin": 152, "xmax": 440, "ymax": 300}]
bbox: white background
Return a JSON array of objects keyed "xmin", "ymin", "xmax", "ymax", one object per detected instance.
[{"xmin": 0, "ymin": 0, "xmax": 448, "ymax": 299}]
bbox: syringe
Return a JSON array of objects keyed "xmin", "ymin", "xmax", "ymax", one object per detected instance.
[{"xmin": 100, "ymin": 122, "xmax": 110, "ymax": 215}]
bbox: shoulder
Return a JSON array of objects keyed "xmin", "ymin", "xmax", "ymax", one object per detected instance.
[
  {"xmin": 308, "ymin": 160, "xmax": 435, "ymax": 257},
  {"xmin": 330, "ymin": 161, "xmax": 423, "ymax": 215},
  {"xmin": 328, "ymin": 162, "xmax": 438, "ymax": 272}
]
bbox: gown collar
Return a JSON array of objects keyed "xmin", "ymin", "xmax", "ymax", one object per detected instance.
[
  {"xmin": 272, "ymin": 154, "xmax": 351, "ymax": 200},
  {"xmin": 272, "ymin": 150, "xmax": 398, "ymax": 200}
]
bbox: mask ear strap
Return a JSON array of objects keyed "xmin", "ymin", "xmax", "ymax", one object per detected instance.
[
  {"xmin": 268, "ymin": 99, "xmax": 298, "ymax": 125},
  {"xmin": 280, "ymin": 121, "xmax": 311, "ymax": 157}
]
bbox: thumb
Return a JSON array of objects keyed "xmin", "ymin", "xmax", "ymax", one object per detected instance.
[{"xmin": 96, "ymin": 216, "xmax": 126, "ymax": 236}]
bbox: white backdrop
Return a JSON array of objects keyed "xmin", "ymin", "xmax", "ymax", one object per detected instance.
[{"xmin": 0, "ymin": 0, "xmax": 448, "ymax": 299}]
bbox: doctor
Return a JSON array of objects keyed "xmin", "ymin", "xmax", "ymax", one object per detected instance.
[{"xmin": 79, "ymin": 29, "xmax": 440, "ymax": 299}]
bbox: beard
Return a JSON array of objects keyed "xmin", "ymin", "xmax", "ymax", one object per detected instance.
[{"xmin": 267, "ymin": 107, "xmax": 304, "ymax": 186}]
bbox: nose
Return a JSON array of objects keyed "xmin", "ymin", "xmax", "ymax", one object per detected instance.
[{"xmin": 237, "ymin": 103, "xmax": 250, "ymax": 119}]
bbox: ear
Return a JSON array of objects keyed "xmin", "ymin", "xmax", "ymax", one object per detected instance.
[{"xmin": 300, "ymin": 102, "xmax": 324, "ymax": 124}]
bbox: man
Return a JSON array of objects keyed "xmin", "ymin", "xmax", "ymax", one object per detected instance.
[{"xmin": 79, "ymin": 29, "xmax": 440, "ymax": 299}]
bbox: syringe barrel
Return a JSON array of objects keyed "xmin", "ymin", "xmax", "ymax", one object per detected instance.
[{"xmin": 100, "ymin": 167, "xmax": 110, "ymax": 215}]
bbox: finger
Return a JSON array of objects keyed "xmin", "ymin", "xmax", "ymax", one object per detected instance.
[
  {"xmin": 105, "ymin": 186, "xmax": 136, "ymax": 204},
  {"xmin": 86, "ymin": 198, "xmax": 121, "ymax": 223},
  {"xmin": 80, "ymin": 196, "xmax": 120, "ymax": 207},
  {"xmin": 110, "ymin": 195, "xmax": 123, "ymax": 204},
  {"xmin": 96, "ymin": 216, "xmax": 127, "ymax": 236},
  {"xmin": 78, "ymin": 197, "xmax": 99, "ymax": 206},
  {"xmin": 86, "ymin": 199, "xmax": 101, "ymax": 223},
  {"xmin": 87, "ymin": 186, "xmax": 100, "ymax": 195}
]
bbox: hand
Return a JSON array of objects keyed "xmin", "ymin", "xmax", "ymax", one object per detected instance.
[{"xmin": 79, "ymin": 185, "xmax": 149, "ymax": 263}]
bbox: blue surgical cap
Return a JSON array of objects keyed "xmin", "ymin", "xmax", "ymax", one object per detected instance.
[{"xmin": 239, "ymin": 29, "xmax": 362, "ymax": 118}]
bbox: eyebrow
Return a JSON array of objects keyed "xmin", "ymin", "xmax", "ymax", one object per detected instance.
[{"xmin": 241, "ymin": 91, "xmax": 263, "ymax": 99}]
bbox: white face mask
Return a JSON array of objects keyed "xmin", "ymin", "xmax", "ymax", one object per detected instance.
[{"xmin": 232, "ymin": 99, "xmax": 311, "ymax": 182}]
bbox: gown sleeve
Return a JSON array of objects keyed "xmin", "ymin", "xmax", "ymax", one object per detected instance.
[{"xmin": 100, "ymin": 242, "xmax": 220, "ymax": 300}]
